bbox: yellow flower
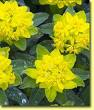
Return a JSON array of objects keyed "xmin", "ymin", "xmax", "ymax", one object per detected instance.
[
  {"xmin": 25, "ymin": 49, "xmax": 81, "ymax": 102},
  {"xmin": 0, "ymin": 1, "xmax": 37, "ymax": 44},
  {"xmin": 53, "ymin": 11, "xmax": 90, "ymax": 54},
  {"xmin": 57, "ymin": 0, "xmax": 82, "ymax": 8},
  {"xmin": 0, "ymin": 47, "xmax": 15, "ymax": 90},
  {"xmin": 39, "ymin": 0, "xmax": 82, "ymax": 8}
]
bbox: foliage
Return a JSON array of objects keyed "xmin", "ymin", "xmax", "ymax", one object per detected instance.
[{"xmin": 0, "ymin": 0, "xmax": 90, "ymax": 107}]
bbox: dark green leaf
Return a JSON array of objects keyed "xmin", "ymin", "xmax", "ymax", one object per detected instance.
[
  {"xmin": 75, "ymin": 54, "xmax": 89, "ymax": 70},
  {"xmin": 29, "ymin": 88, "xmax": 45, "ymax": 105},
  {"xmin": 81, "ymin": 50, "xmax": 90, "ymax": 60},
  {"xmin": 79, "ymin": 85, "xmax": 90, "ymax": 105},
  {"xmin": 72, "ymin": 68, "xmax": 89, "ymax": 80},
  {"xmin": 0, "ymin": 90, "xmax": 8, "ymax": 106},
  {"xmin": 56, "ymin": 90, "xmax": 84, "ymax": 106},
  {"xmin": 19, "ymin": 76, "xmax": 37, "ymax": 89},
  {"xmin": 13, "ymin": 52, "xmax": 35, "ymax": 67},
  {"xmin": 39, "ymin": 23, "xmax": 53, "ymax": 35},
  {"xmin": 86, "ymin": 12, "xmax": 90, "ymax": 22},
  {"xmin": 39, "ymin": 40, "xmax": 54, "ymax": 52},
  {"xmin": 27, "ymin": 32, "xmax": 43, "ymax": 48},
  {"xmin": 50, "ymin": 5, "xmax": 65, "ymax": 14},
  {"xmin": 12, "ymin": 59, "xmax": 28, "ymax": 75},
  {"xmin": 33, "ymin": 13, "xmax": 49, "ymax": 26}
]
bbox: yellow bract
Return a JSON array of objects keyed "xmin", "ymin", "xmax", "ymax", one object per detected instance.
[
  {"xmin": 0, "ymin": 47, "xmax": 15, "ymax": 90},
  {"xmin": 53, "ymin": 11, "xmax": 90, "ymax": 54},
  {"xmin": 0, "ymin": 1, "xmax": 34, "ymax": 44},
  {"xmin": 25, "ymin": 49, "xmax": 77, "ymax": 94},
  {"xmin": 39, "ymin": 0, "xmax": 82, "ymax": 8}
]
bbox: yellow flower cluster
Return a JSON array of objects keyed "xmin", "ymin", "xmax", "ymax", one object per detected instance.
[
  {"xmin": 0, "ymin": 47, "xmax": 15, "ymax": 90},
  {"xmin": 25, "ymin": 49, "xmax": 78, "ymax": 102},
  {"xmin": 39, "ymin": 0, "xmax": 82, "ymax": 8},
  {"xmin": 0, "ymin": 1, "xmax": 36, "ymax": 44},
  {"xmin": 53, "ymin": 11, "xmax": 90, "ymax": 54}
]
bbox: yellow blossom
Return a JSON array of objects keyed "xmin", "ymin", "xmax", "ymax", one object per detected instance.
[
  {"xmin": 0, "ymin": 1, "xmax": 37, "ymax": 44},
  {"xmin": 53, "ymin": 11, "xmax": 90, "ymax": 54},
  {"xmin": 25, "ymin": 49, "xmax": 82, "ymax": 102},
  {"xmin": 0, "ymin": 47, "xmax": 15, "ymax": 90},
  {"xmin": 39, "ymin": 0, "xmax": 82, "ymax": 8}
]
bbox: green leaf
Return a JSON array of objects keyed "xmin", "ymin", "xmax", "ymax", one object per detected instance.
[
  {"xmin": 50, "ymin": 5, "xmax": 65, "ymax": 14},
  {"xmin": 75, "ymin": 54, "xmax": 89, "ymax": 70},
  {"xmin": 0, "ymin": 47, "xmax": 10, "ymax": 58},
  {"xmin": 50, "ymin": 104, "xmax": 58, "ymax": 106},
  {"xmin": 30, "ymin": 26, "xmax": 38, "ymax": 36},
  {"xmin": 76, "ymin": 11, "xmax": 86, "ymax": 21},
  {"xmin": 39, "ymin": 23, "xmax": 53, "ymax": 35},
  {"xmin": 81, "ymin": 50, "xmax": 90, "ymax": 60},
  {"xmin": 14, "ymin": 73, "xmax": 22, "ymax": 86},
  {"xmin": 65, "ymin": 6, "xmax": 75, "ymax": 15},
  {"xmin": 64, "ymin": 54, "xmax": 76, "ymax": 69},
  {"xmin": 45, "ymin": 88, "xmax": 57, "ymax": 102},
  {"xmin": 73, "ymin": 76, "xmax": 85, "ymax": 87},
  {"xmin": 56, "ymin": 90, "xmax": 84, "ymax": 106},
  {"xmin": 39, "ymin": 40, "xmax": 54, "ymax": 52},
  {"xmin": 62, "ymin": 101, "xmax": 75, "ymax": 106},
  {"xmin": 39, "ymin": 0, "xmax": 48, "ymax": 4},
  {"xmin": 33, "ymin": 12, "xmax": 49, "ymax": 26},
  {"xmin": 79, "ymin": 85, "xmax": 90, "ymax": 105},
  {"xmin": 0, "ymin": 90, "xmax": 8, "ymax": 106},
  {"xmin": 14, "ymin": 39, "xmax": 27, "ymax": 51},
  {"xmin": 13, "ymin": 52, "xmax": 35, "ymax": 67},
  {"xmin": 72, "ymin": 68, "xmax": 89, "ymax": 80},
  {"xmin": 86, "ymin": 12, "xmax": 90, "ymax": 22},
  {"xmin": 64, "ymin": 81, "xmax": 77, "ymax": 89},
  {"xmin": 29, "ymin": 0, "xmax": 39, "ymax": 4},
  {"xmin": 29, "ymin": 88, "xmax": 45, "ymax": 105},
  {"xmin": 25, "ymin": 68, "xmax": 37, "ymax": 79},
  {"xmin": 12, "ymin": 59, "xmax": 28, "ymax": 75},
  {"xmin": 36, "ymin": 44, "xmax": 50, "ymax": 59},
  {"xmin": 19, "ymin": 76, "xmax": 37, "ymax": 89},
  {"xmin": 6, "ymin": 87, "xmax": 29, "ymax": 106},
  {"xmin": 53, "ymin": 14, "xmax": 62, "ymax": 22}
]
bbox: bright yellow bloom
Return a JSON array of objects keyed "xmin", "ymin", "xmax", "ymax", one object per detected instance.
[
  {"xmin": 0, "ymin": 47, "xmax": 15, "ymax": 90},
  {"xmin": 0, "ymin": 1, "xmax": 37, "ymax": 44},
  {"xmin": 53, "ymin": 11, "xmax": 90, "ymax": 54},
  {"xmin": 25, "ymin": 49, "xmax": 79, "ymax": 102},
  {"xmin": 39, "ymin": 0, "xmax": 82, "ymax": 8}
]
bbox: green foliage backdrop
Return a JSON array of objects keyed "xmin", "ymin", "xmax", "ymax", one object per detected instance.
[{"xmin": 0, "ymin": 0, "xmax": 90, "ymax": 107}]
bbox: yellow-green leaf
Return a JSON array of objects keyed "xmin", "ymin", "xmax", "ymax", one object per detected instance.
[
  {"xmin": 64, "ymin": 54, "xmax": 76, "ymax": 69},
  {"xmin": 45, "ymin": 88, "xmax": 57, "ymax": 102}
]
